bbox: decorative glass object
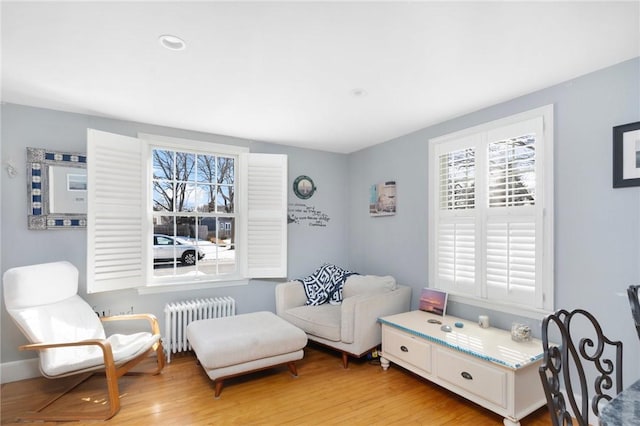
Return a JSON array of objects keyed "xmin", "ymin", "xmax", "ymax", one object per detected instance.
[{"xmin": 511, "ymin": 323, "xmax": 532, "ymax": 342}]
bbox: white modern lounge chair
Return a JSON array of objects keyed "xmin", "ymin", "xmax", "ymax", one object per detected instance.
[
  {"xmin": 3, "ymin": 261, "xmax": 165, "ymax": 421},
  {"xmin": 276, "ymin": 274, "xmax": 411, "ymax": 368}
]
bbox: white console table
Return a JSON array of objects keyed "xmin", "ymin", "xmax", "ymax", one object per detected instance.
[{"xmin": 379, "ymin": 310, "xmax": 546, "ymax": 426}]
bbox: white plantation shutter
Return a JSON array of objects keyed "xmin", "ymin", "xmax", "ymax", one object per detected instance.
[
  {"xmin": 434, "ymin": 139, "xmax": 478, "ymax": 296},
  {"xmin": 488, "ymin": 134, "xmax": 536, "ymax": 208},
  {"xmin": 485, "ymin": 120, "xmax": 540, "ymax": 305},
  {"xmin": 437, "ymin": 220, "xmax": 476, "ymax": 295},
  {"xmin": 439, "ymin": 148, "xmax": 475, "ymax": 210},
  {"xmin": 241, "ymin": 153, "xmax": 288, "ymax": 278},
  {"xmin": 486, "ymin": 219, "xmax": 536, "ymax": 304},
  {"xmin": 429, "ymin": 105, "xmax": 553, "ymax": 312},
  {"xmin": 87, "ymin": 129, "xmax": 146, "ymax": 293}
]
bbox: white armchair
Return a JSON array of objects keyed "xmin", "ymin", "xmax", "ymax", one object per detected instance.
[
  {"xmin": 276, "ymin": 275, "xmax": 411, "ymax": 368},
  {"xmin": 2, "ymin": 261, "xmax": 165, "ymax": 421}
]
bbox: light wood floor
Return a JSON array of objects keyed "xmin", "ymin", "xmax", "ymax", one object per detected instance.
[{"xmin": 1, "ymin": 344, "xmax": 551, "ymax": 425}]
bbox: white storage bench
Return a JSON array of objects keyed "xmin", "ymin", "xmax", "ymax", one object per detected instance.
[
  {"xmin": 379, "ymin": 310, "xmax": 546, "ymax": 426},
  {"xmin": 186, "ymin": 311, "xmax": 307, "ymax": 398}
]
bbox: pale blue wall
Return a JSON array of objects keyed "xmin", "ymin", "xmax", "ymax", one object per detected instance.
[
  {"xmin": 348, "ymin": 57, "xmax": 640, "ymax": 381},
  {"xmin": 0, "ymin": 104, "xmax": 350, "ymax": 363}
]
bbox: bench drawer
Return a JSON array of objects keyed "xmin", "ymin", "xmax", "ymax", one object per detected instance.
[
  {"xmin": 435, "ymin": 348, "xmax": 507, "ymax": 408},
  {"xmin": 383, "ymin": 327, "xmax": 432, "ymax": 373}
]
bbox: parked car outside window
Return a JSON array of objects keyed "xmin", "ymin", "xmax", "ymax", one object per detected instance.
[{"xmin": 153, "ymin": 234, "xmax": 205, "ymax": 266}]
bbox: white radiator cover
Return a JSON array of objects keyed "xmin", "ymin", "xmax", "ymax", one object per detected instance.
[{"xmin": 163, "ymin": 297, "xmax": 236, "ymax": 362}]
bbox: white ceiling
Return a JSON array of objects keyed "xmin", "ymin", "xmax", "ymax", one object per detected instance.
[{"xmin": 2, "ymin": 1, "xmax": 639, "ymax": 153}]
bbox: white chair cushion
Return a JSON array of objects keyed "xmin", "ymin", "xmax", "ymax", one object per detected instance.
[
  {"xmin": 3, "ymin": 260, "xmax": 162, "ymax": 380},
  {"xmin": 342, "ymin": 275, "xmax": 397, "ymax": 299},
  {"xmin": 9, "ymin": 292, "xmax": 161, "ymax": 377},
  {"xmin": 283, "ymin": 304, "xmax": 341, "ymax": 341},
  {"xmin": 42, "ymin": 332, "xmax": 160, "ymax": 377},
  {"xmin": 9, "ymin": 295, "xmax": 106, "ymax": 345},
  {"xmin": 3, "ymin": 261, "xmax": 78, "ymax": 309},
  {"xmin": 6, "ymin": 276, "xmax": 160, "ymax": 377}
]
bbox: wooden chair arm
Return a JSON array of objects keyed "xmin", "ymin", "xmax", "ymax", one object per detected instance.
[
  {"xmin": 19, "ymin": 339, "xmax": 113, "ymax": 359},
  {"xmin": 100, "ymin": 313, "xmax": 161, "ymax": 335}
]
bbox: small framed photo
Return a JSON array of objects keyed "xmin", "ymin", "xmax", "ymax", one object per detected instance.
[
  {"xmin": 419, "ymin": 288, "xmax": 448, "ymax": 316},
  {"xmin": 369, "ymin": 181, "xmax": 396, "ymax": 216},
  {"xmin": 613, "ymin": 121, "xmax": 640, "ymax": 188},
  {"xmin": 67, "ymin": 173, "xmax": 87, "ymax": 191}
]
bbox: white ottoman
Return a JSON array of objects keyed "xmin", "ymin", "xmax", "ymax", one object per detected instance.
[{"xmin": 186, "ymin": 311, "xmax": 307, "ymax": 398}]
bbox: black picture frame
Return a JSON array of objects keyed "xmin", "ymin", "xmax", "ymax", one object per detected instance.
[{"xmin": 613, "ymin": 121, "xmax": 640, "ymax": 188}]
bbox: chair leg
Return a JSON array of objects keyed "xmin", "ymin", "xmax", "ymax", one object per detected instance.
[
  {"xmin": 342, "ymin": 352, "xmax": 349, "ymax": 369},
  {"xmin": 16, "ymin": 370, "xmax": 120, "ymax": 422},
  {"xmin": 214, "ymin": 380, "xmax": 224, "ymax": 398},
  {"xmin": 17, "ymin": 345, "xmax": 166, "ymax": 422},
  {"xmin": 17, "ymin": 372, "xmax": 93, "ymax": 421},
  {"xmin": 153, "ymin": 341, "xmax": 166, "ymax": 374},
  {"xmin": 287, "ymin": 361, "xmax": 298, "ymax": 377},
  {"xmin": 104, "ymin": 358, "xmax": 122, "ymax": 420}
]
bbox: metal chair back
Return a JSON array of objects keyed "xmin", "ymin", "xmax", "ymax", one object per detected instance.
[
  {"xmin": 627, "ymin": 285, "xmax": 640, "ymax": 340},
  {"xmin": 539, "ymin": 308, "xmax": 622, "ymax": 426}
]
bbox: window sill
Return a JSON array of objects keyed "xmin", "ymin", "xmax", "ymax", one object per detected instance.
[
  {"xmin": 447, "ymin": 293, "xmax": 551, "ymax": 321},
  {"xmin": 137, "ymin": 278, "xmax": 249, "ymax": 295}
]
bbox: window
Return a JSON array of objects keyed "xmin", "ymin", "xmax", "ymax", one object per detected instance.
[
  {"xmin": 86, "ymin": 130, "xmax": 287, "ymax": 293},
  {"xmin": 151, "ymin": 148, "xmax": 237, "ymax": 278},
  {"xmin": 428, "ymin": 105, "xmax": 554, "ymax": 314}
]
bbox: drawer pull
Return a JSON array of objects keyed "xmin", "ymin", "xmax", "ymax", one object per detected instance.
[
  {"xmin": 461, "ymin": 371, "xmax": 473, "ymax": 380},
  {"xmin": 400, "ymin": 345, "xmax": 409, "ymax": 352}
]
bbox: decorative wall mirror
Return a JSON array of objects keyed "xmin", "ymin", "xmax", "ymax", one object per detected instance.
[{"xmin": 27, "ymin": 147, "xmax": 87, "ymax": 230}]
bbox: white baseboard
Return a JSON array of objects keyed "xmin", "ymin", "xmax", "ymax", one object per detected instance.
[{"xmin": 1, "ymin": 358, "xmax": 40, "ymax": 383}]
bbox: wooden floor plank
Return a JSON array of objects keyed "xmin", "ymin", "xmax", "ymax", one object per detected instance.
[{"xmin": 1, "ymin": 344, "xmax": 551, "ymax": 425}]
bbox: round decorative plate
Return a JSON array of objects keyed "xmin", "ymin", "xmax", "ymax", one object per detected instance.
[{"xmin": 293, "ymin": 175, "xmax": 316, "ymax": 199}]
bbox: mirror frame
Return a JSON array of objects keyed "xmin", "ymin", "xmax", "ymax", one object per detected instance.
[{"xmin": 27, "ymin": 147, "xmax": 87, "ymax": 230}]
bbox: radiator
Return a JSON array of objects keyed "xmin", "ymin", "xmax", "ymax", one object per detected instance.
[{"xmin": 163, "ymin": 297, "xmax": 236, "ymax": 362}]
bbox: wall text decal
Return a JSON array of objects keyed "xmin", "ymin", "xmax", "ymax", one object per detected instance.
[{"xmin": 288, "ymin": 203, "xmax": 330, "ymax": 227}]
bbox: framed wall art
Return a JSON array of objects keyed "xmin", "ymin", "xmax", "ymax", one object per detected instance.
[
  {"xmin": 613, "ymin": 121, "xmax": 640, "ymax": 188},
  {"xmin": 369, "ymin": 181, "xmax": 396, "ymax": 216},
  {"xmin": 293, "ymin": 175, "xmax": 316, "ymax": 199}
]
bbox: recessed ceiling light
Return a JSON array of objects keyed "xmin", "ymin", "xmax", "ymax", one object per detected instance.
[
  {"xmin": 158, "ymin": 34, "xmax": 186, "ymax": 51},
  {"xmin": 350, "ymin": 88, "xmax": 367, "ymax": 97}
]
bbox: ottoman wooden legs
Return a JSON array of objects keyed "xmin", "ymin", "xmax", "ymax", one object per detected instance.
[
  {"xmin": 287, "ymin": 361, "xmax": 298, "ymax": 376},
  {"xmin": 212, "ymin": 360, "xmax": 300, "ymax": 398}
]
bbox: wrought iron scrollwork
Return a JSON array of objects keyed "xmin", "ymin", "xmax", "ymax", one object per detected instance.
[{"xmin": 539, "ymin": 308, "xmax": 622, "ymax": 426}]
